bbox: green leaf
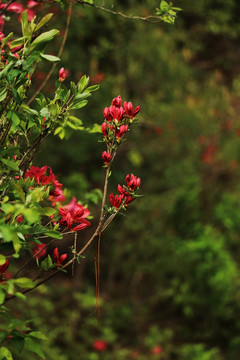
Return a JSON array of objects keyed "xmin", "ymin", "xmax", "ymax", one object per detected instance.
[
  {"xmin": 8, "ymin": 110, "xmax": 20, "ymax": 131},
  {"xmin": 0, "ymin": 347, "xmax": 13, "ymax": 360},
  {"xmin": 40, "ymin": 54, "xmax": 60, "ymax": 62},
  {"xmin": 45, "ymin": 230, "xmax": 63, "ymax": 240},
  {"xmin": 25, "ymin": 337, "xmax": 45, "ymax": 359},
  {"xmin": 0, "ymin": 255, "xmax": 6, "ymax": 266},
  {"xmin": 29, "ymin": 331, "xmax": 48, "ymax": 341},
  {"xmin": 0, "ymin": 289, "xmax": 5, "ymax": 304},
  {"xmin": 29, "ymin": 29, "xmax": 59, "ymax": 52},
  {"xmin": 38, "ymin": 207, "xmax": 55, "ymax": 216},
  {"xmin": 0, "ymin": 88, "xmax": 7, "ymax": 102},
  {"xmin": 22, "ymin": 208, "xmax": 40, "ymax": 224},
  {"xmin": 86, "ymin": 84, "xmax": 100, "ymax": 92},
  {"xmin": 0, "ymin": 158, "xmax": 19, "ymax": 172},
  {"xmin": 1, "ymin": 32, "xmax": 13, "ymax": 48},
  {"xmin": 78, "ymin": 75, "xmax": 89, "ymax": 93},
  {"xmin": 74, "ymin": 92, "xmax": 91, "ymax": 101},
  {"xmin": 35, "ymin": 13, "xmax": 53, "ymax": 31},
  {"xmin": 70, "ymin": 99, "xmax": 88, "ymax": 110},
  {"xmin": 14, "ymin": 277, "xmax": 35, "ymax": 289},
  {"xmin": 160, "ymin": 0, "xmax": 169, "ymax": 11}
]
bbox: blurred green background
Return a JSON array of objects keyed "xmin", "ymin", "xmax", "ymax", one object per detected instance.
[{"xmin": 8, "ymin": 0, "xmax": 240, "ymax": 358}]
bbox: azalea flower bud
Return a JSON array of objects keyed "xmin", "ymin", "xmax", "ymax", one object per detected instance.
[
  {"xmin": 116, "ymin": 124, "xmax": 128, "ymax": 139},
  {"xmin": 112, "ymin": 95, "xmax": 122, "ymax": 107},
  {"xmin": 103, "ymin": 107, "xmax": 112, "ymax": 121},
  {"xmin": 59, "ymin": 67, "xmax": 66, "ymax": 82},
  {"xmin": 102, "ymin": 151, "xmax": 111, "ymax": 165},
  {"xmin": 109, "ymin": 105, "xmax": 124, "ymax": 122},
  {"xmin": 101, "ymin": 122, "xmax": 108, "ymax": 136}
]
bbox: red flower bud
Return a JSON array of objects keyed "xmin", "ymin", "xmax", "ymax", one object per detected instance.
[
  {"xmin": 59, "ymin": 67, "xmax": 67, "ymax": 82},
  {"xmin": 112, "ymin": 95, "xmax": 122, "ymax": 107},
  {"xmin": 103, "ymin": 107, "xmax": 112, "ymax": 121},
  {"xmin": 102, "ymin": 151, "xmax": 111, "ymax": 164}
]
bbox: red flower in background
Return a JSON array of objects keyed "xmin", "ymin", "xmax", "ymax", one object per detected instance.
[
  {"xmin": 109, "ymin": 193, "xmax": 123, "ymax": 209},
  {"xmin": 151, "ymin": 345, "xmax": 163, "ymax": 355},
  {"xmin": 53, "ymin": 247, "xmax": 67, "ymax": 266},
  {"xmin": 32, "ymin": 243, "xmax": 47, "ymax": 260},
  {"xmin": 59, "ymin": 197, "xmax": 91, "ymax": 231},
  {"xmin": 93, "ymin": 340, "xmax": 107, "ymax": 352}
]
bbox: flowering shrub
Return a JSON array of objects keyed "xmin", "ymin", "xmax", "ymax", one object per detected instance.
[{"xmin": 0, "ymin": 6, "xmax": 142, "ymax": 359}]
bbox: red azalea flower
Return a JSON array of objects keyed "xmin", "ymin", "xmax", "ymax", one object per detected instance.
[
  {"xmin": 59, "ymin": 198, "xmax": 91, "ymax": 231},
  {"xmin": 102, "ymin": 151, "xmax": 111, "ymax": 164},
  {"xmin": 0, "ymin": 2, "xmax": 24, "ymax": 13},
  {"xmin": 116, "ymin": 124, "xmax": 128, "ymax": 139},
  {"xmin": 123, "ymin": 101, "xmax": 140, "ymax": 118},
  {"xmin": 53, "ymin": 247, "xmax": 67, "ymax": 266},
  {"xmin": 151, "ymin": 345, "xmax": 163, "ymax": 355},
  {"xmin": 16, "ymin": 215, "xmax": 23, "ymax": 223},
  {"xmin": 109, "ymin": 105, "xmax": 124, "ymax": 122},
  {"xmin": 32, "ymin": 243, "xmax": 47, "ymax": 260},
  {"xmin": 109, "ymin": 193, "xmax": 123, "ymax": 209},
  {"xmin": 25, "ymin": 165, "xmax": 48, "ymax": 184},
  {"xmin": 112, "ymin": 95, "xmax": 122, "ymax": 107},
  {"xmin": 0, "ymin": 259, "xmax": 9, "ymax": 274},
  {"xmin": 126, "ymin": 173, "xmax": 141, "ymax": 191},
  {"xmin": 93, "ymin": 340, "xmax": 107, "ymax": 352},
  {"xmin": 103, "ymin": 107, "xmax": 113, "ymax": 121}
]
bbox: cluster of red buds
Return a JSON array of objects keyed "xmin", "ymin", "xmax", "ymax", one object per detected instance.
[
  {"xmin": 109, "ymin": 173, "xmax": 141, "ymax": 210},
  {"xmin": 101, "ymin": 95, "xmax": 140, "ymax": 166}
]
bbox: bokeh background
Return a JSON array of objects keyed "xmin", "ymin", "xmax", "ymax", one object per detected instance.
[{"xmin": 8, "ymin": 0, "xmax": 240, "ymax": 359}]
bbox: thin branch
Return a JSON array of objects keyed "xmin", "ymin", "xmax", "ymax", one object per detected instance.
[
  {"xmin": 27, "ymin": 1, "xmax": 73, "ymax": 106},
  {"xmin": 75, "ymin": 0, "xmax": 166, "ymax": 24}
]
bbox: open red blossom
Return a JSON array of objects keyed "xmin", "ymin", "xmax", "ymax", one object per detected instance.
[
  {"xmin": 25, "ymin": 165, "xmax": 48, "ymax": 184},
  {"xmin": 109, "ymin": 193, "xmax": 123, "ymax": 209},
  {"xmin": 59, "ymin": 197, "xmax": 91, "ymax": 231},
  {"xmin": 151, "ymin": 345, "xmax": 163, "ymax": 355},
  {"xmin": 112, "ymin": 95, "xmax": 122, "ymax": 107},
  {"xmin": 102, "ymin": 151, "xmax": 111, "ymax": 164},
  {"xmin": 53, "ymin": 247, "xmax": 67, "ymax": 266},
  {"xmin": 126, "ymin": 173, "xmax": 141, "ymax": 191},
  {"xmin": 0, "ymin": 259, "xmax": 9, "ymax": 274},
  {"xmin": 123, "ymin": 101, "xmax": 140, "ymax": 118},
  {"xmin": 32, "ymin": 243, "xmax": 47, "ymax": 260},
  {"xmin": 109, "ymin": 105, "xmax": 124, "ymax": 122},
  {"xmin": 93, "ymin": 340, "xmax": 107, "ymax": 352}
]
